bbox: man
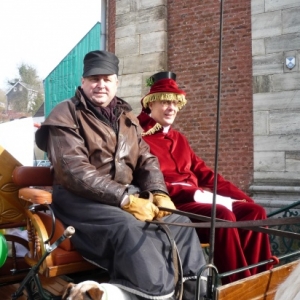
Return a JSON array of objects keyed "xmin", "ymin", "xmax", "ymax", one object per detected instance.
[
  {"xmin": 35, "ymin": 51, "xmax": 207, "ymax": 300},
  {"xmin": 137, "ymin": 71, "xmax": 273, "ymax": 285}
]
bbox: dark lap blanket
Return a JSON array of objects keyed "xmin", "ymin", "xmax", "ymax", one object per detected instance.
[{"xmin": 52, "ymin": 185, "xmax": 207, "ymax": 299}]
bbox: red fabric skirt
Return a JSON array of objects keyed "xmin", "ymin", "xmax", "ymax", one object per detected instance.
[{"xmin": 176, "ymin": 200, "xmax": 272, "ymax": 285}]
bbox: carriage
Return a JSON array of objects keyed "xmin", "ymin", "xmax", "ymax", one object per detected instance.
[
  {"xmin": 1, "ymin": 143, "xmax": 300, "ymax": 300},
  {"xmin": 1, "ymin": 0, "xmax": 299, "ymax": 298}
]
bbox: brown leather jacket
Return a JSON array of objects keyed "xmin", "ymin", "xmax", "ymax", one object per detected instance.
[{"xmin": 35, "ymin": 88, "xmax": 168, "ymax": 206}]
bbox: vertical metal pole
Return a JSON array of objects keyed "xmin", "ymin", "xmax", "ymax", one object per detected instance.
[
  {"xmin": 208, "ymin": 0, "xmax": 225, "ymax": 267},
  {"xmin": 205, "ymin": 0, "xmax": 225, "ymax": 299}
]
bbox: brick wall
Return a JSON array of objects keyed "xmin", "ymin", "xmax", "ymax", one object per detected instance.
[{"xmin": 168, "ymin": 0, "xmax": 253, "ymax": 192}]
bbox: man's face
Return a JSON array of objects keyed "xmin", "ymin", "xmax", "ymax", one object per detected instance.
[
  {"xmin": 148, "ymin": 100, "xmax": 179, "ymax": 126},
  {"xmin": 81, "ymin": 74, "xmax": 118, "ymax": 107}
]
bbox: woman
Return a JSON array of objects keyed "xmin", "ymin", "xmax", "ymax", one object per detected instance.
[{"xmin": 137, "ymin": 71, "xmax": 273, "ymax": 285}]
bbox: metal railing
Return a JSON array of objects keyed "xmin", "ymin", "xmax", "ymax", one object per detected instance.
[{"xmin": 267, "ymin": 200, "xmax": 300, "ymax": 264}]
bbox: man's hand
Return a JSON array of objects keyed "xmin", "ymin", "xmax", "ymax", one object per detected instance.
[
  {"xmin": 122, "ymin": 195, "xmax": 159, "ymax": 221},
  {"xmin": 153, "ymin": 193, "xmax": 176, "ymax": 219}
]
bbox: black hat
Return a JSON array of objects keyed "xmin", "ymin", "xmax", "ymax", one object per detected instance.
[
  {"xmin": 149, "ymin": 71, "xmax": 176, "ymax": 85},
  {"xmin": 82, "ymin": 50, "xmax": 119, "ymax": 77}
]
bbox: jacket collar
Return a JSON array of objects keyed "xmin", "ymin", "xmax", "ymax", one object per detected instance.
[{"xmin": 137, "ymin": 111, "xmax": 165, "ymax": 136}]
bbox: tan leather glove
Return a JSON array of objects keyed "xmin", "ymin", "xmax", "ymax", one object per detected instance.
[
  {"xmin": 122, "ymin": 195, "xmax": 159, "ymax": 221},
  {"xmin": 153, "ymin": 193, "xmax": 176, "ymax": 219}
]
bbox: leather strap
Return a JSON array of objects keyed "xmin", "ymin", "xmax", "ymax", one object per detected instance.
[
  {"xmin": 158, "ymin": 221, "xmax": 183, "ymax": 300},
  {"xmin": 146, "ymin": 207, "xmax": 300, "ymax": 240}
]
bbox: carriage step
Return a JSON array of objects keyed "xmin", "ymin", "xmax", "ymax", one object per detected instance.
[{"xmin": 39, "ymin": 275, "xmax": 69, "ymax": 296}]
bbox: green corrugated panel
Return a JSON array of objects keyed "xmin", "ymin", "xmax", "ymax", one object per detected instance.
[{"xmin": 44, "ymin": 22, "xmax": 101, "ymax": 116}]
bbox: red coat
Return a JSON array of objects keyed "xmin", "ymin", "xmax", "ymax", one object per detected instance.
[{"xmin": 138, "ymin": 112, "xmax": 253, "ymax": 203}]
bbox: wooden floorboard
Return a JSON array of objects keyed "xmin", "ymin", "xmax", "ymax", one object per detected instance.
[
  {"xmin": 40, "ymin": 276, "xmax": 69, "ymax": 296},
  {"xmin": 0, "ymin": 276, "xmax": 70, "ymax": 299},
  {"xmin": 0, "ymin": 283, "xmax": 27, "ymax": 300}
]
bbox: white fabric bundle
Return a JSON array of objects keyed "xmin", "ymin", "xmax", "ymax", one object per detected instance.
[
  {"xmin": 171, "ymin": 182, "xmax": 237, "ymax": 211},
  {"xmin": 194, "ymin": 190, "xmax": 235, "ymax": 211}
]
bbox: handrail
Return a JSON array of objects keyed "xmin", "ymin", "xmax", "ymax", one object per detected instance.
[{"xmin": 267, "ymin": 200, "xmax": 300, "ymax": 218}]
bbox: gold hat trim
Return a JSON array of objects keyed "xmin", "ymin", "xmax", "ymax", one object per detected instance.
[{"xmin": 142, "ymin": 92, "xmax": 187, "ymax": 110}]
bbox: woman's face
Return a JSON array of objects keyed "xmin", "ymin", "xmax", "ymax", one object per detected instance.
[{"xmin": 148, "ymin": 100, "xmax": 180, "ymax": 126}]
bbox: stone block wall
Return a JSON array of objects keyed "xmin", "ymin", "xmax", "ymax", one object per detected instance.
[
  {"xmin": 251, "ymin": 0, "xmax": 300, "ymax": 208},
  {"xmin": 113, "ymin": 0, "xmax": 168, "ymax": 114}
]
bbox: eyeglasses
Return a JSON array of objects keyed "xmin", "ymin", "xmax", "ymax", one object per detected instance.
[{"xmin": 159, "ymin": 100, "xmax": 180, "ymax": 108}]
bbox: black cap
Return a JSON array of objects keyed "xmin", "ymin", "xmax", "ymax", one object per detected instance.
[
  {"xmin": 82, "ymin": 50, "xmax": 119, "ymax": 77},
  {"xmin": 151, "ymin": 71, "xmax": 176, "ymax": 83}
]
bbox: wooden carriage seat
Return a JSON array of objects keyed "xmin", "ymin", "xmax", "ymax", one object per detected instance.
[{"xmin": 11, "ymin": 166, "xmax": 97, "ymax": 278}]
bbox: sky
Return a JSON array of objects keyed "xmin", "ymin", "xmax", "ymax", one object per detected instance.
[{"xmin": 0, "ymin": 0, "xmax": 102, "ymax": 91}]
